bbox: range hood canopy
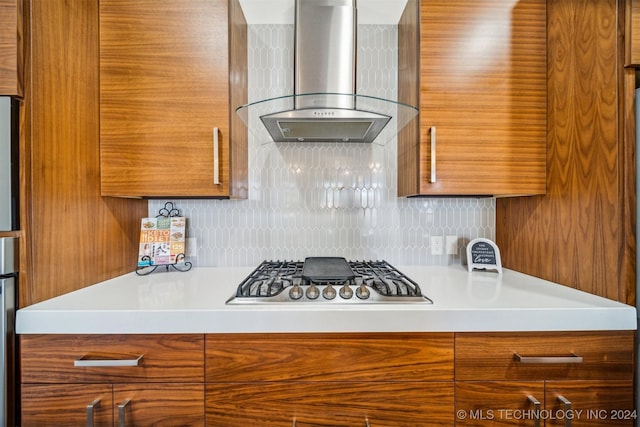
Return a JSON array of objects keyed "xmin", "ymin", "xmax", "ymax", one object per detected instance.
[{"xmin": 235, "ymin": 0, "xmax": 418, "ymax": 144}]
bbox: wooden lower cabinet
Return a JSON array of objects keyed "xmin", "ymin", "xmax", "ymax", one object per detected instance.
[
  {"xmin": 206, "ymin": 381, "xmax": 453, "ymax": 426},
  {"xmin": 205, "ymin": 333, "xmax": 455, "ymax": 426},
  {"xmin": 455, "ymin": 380, "xmax": 635, "ymax": 426},
  {"xmin": 20, "ymin": 334, "xmax": 206, "ymax": 426},
  {"xmin": 454, "ymin": 332, "xmax": 635, "ymax": 426},
  {"xmin": 21, "ymin": 383, "xmax": 204, "ymax": 427},
  {"xmin": 19, "ymin": 331, "xmax": 633, "ymax": 426}
]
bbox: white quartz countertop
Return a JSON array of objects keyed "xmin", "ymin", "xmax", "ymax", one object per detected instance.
[{"xmin": 16, "ymin": 265, "xmax": 637, "ymax": 334}]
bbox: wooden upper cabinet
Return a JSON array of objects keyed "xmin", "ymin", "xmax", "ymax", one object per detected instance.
[
  {"xmin": 398, "ymin": 0, "xmax": 547, "ymax": 196},
  {"xmin": 626, "ymin": 0, "xmax": 640, "ymax": 65},
  {"xmin": 0, "ymin": 0, "xmax": 23, "ymax": 96},
  {"xmin": 99, "ymin": 0, "xmax": 248, "ymax": 198}
]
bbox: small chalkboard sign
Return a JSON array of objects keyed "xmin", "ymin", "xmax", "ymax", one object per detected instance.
[{"xmin": 466, "ymin": 238, "xmax": 502, "ymax": 273}]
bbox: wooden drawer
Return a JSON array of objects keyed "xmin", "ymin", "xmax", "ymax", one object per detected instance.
[
  {"xmin": 206, "ymin": 381, "xmax": 454, "ymax": 426},
  {"xmin": 455, "ymin": 331, "xmax": 634, "ymax": 381},
  {"xmin": 206, "ymin": 333, "xmax": 454, "ymax": 382},
  {"xmin": 21, "ymin": 334, "xmax": 205, "ymax": 383}
]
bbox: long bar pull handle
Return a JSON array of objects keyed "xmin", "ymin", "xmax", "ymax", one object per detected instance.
[
  {"xmin": 118, "ymin": 399, "xmax": 131, "ymax": 427},
  {"xmin": 365, "ymin": 418, "xmax": 370, "ymax": 426},
  {"xmin": 430, "ymin": 126, "xmax": 436, "ymax": 183},
  {"xmin": 86, "ymin": 399, "xmax": 100, "ymax": 427},
  {"xmin": 557, "ymin": 395, "xmax": 572, "ymax": 427},
  {"xmin": 213, "ymin": 127, "xmax": 221, "ymax": 185},
  {"xmin": 514, "ymin": 353, "xmax": 583, "ymax": 364},
  {"xmin": 74, "ymin": 354, "xmax": 144, "ymax": 367},
  {"xmin": 527, "ymin": 395, "xmax": 541, "ymax": 427}
]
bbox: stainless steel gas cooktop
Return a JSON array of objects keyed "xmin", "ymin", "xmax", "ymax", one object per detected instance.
[{"xmin": 226, "ymin": 257, "xmax": 432, "ymax": 304}]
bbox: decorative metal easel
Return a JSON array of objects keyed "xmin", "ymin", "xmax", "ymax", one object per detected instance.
[{"xmin": 135, "ymin": 202, "xmax": 193, "ymax": 276}]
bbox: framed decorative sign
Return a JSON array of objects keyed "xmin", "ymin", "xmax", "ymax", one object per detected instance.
[{"xmin": 466, "ymin": 238, "xmax": 502, "ymax": 273}]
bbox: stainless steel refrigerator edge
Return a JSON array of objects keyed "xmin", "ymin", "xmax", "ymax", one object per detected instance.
[
  {"xmin": 0, "ymin": 97, "xmax": 18, "ymax": 232},
  {"xmin": 0, "ymin": 239, "xmax": 15, "ymax": 427},
  {"xmin": 0, "ymin": 95, "xmax": 19, "ymax": 426},
  {"xmin": 636, "ymin": 88, "xmax": 640, "ymax": 419}
]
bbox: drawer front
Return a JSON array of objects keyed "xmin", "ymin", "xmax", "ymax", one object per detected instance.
[
  {"xmin": 21, "ymin": 334, "xmax": 205, "ymax": 383},
  {"xmin": 206, "ymin": 333, "xmax": 454, "ymax": 382},
  {"xmin": 206, "ymin": 381, "xmax": 454, "ymax": 427},
  {"xmin": 455, "ymin": 331, "xmax": 634, "ymax": 381}
]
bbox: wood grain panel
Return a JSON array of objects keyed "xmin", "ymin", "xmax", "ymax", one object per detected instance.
[
  {"xmin": 228, "ymin": 0, "xmax": 249, "ymax": 199},
  {"xmin": 24, "ymin": 0, "xmax": 147, "ymax": 306},
  {"xmin": 206, "ymin": 333, "xmax": 453, "ymax": 382},
  {"xmin": 398, "ymin": 0, "xmax": 546, "ymax": 196},
  {"xmin": 455, "ymin": 381, "xmax": 545, "ymax": 426},
  {"xmin": 546, "ymin": 380, "xmax": 635, "ymax": 426},
  {"xmin": 20, "ymin": 334, "xmax": 204, "ymax": 383},
  {"xmin": 455, "ymin": 331, "xmax": 634, "ymax": 381},
  {"xmin": 496, "ymin": 0, "xmax": 633, "ymax": 302},
  {"xmin": 0, "ymin": 0, "xmax": 22, "ymax": 96},
  {"xmin": 21, "ymin": 384, "xmax": 113, "ymax": 427},
  {"xmin": 114, "ymin": 383, "xmax": 205, "ymax": 426},
  {"xmin": 100, "ymin": 0, "xmax": 244, "ymax": 198},
  {"xmin": 397, "ymin": 0, "xmax": 420, "ymax": 196},
  {"xmin": 206, "ymin": 381, "xmax": 454, "ymax": 427}
]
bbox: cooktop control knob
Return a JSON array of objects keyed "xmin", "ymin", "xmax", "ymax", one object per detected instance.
[
  {"xmin": 356, "ymin": 284, "xmax": 370, "ymax": 300},
  {"xmin": 306, "ymin": 285, "xmax": 320, "ymax": 300},
  {"xmin": 323, "ymin": 284, "xmax": 337, "ymax": 300},
  {"xmin": 339, "ymin": 284, "xmax": 353, "ymax": 299},
  {"xmin": 289, "ymin": 284, "xmax": 303, "ymax": 300}
]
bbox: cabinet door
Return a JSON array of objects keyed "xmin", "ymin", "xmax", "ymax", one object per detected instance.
[
  {"xmin": 455, "ymin": 381, "xmax": 544, "ymax": 426},
  {"xmin": 0, "ymin": 0, "xmax": 22, "ymax": 96},
  {"xmin": 398, "ymin": 0, "xmax": 546, "ymax": 196},
  {"xmin": 100, "ymin": 0, "xmax": 247, "ymax": 198},
  {"xmin": 21, "ymin": 384, "xmax": 113, "ymax": 427},
  {"xmin": 545, "ymin": 380, "xmax": 635, "ymax": 426},
  {"xmin": 114, "ymin": 383, "xmax": 205, "ymax": 427},
  {"xmin": 206, "ymin": 382, "xmax": 454, "ymax": 427}
]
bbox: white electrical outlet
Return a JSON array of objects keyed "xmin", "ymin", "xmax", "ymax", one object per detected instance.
[
  {"xmin": 430, "ymin": 236, "xmax": 443, "ymax": 255},
  {"xmin": 446, "ymin": 235, "xmax": 458, "ymax": 255},
  {"xmin": 185, "ymin": 237, "xmax": 197, "ymax": 257}
]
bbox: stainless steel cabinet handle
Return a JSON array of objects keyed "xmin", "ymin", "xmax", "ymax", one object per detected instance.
[
  {"xmin": 513, "ymin": 353, "xmax": 583, "ymax": 364},
  {"xmin": 86, "ymin": 399, "xmax": 100, "ymax": 427},
  {"xmin": 365, "ymin": 418, "xmax": 370, "ymax": 427},
  {"xmin": 527, "ymin": 395, "xmax": 541, "ymax": 427},
  {"xmin": 557, "ymin": 395, "xmax": 572, "ymax": 427},
  {"xmin": 213, "ymin": 127, "xmax": 221, "ymax": 185},
  {"xmin": 74, "ymin": 354, "xmax": 144, "ymax": 367},
  {"xmin": 118, "ymin": 399, "xmax": 131, "ymax": 427},
  {"xmin": 429, "ymin": 126, "xmax": 436, "ymax": 183}
]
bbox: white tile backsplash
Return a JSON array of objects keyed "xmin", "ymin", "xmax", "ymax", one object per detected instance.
[{"xmin": 150, "ymin": 24, "xmax": 496, "ymax": 267}]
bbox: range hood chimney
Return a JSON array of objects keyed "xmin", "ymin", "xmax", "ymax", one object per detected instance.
[
  {"xmin": 261, "ymin": 0, "xmax": 390, "ymax": 143},
  {"xmin": 235, "ymin": 0, "xmax": 418, "ymax": 144}
]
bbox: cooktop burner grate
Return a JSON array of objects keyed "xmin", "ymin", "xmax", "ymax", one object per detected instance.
[{"xmin": 227, "ymin": 258, "xmax": 432, "ymax": 304}]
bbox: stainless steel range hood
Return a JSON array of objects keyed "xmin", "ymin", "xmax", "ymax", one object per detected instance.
[{"xmin": 236, "ymin": 0, "xmax": 418, "ymax": 144}]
